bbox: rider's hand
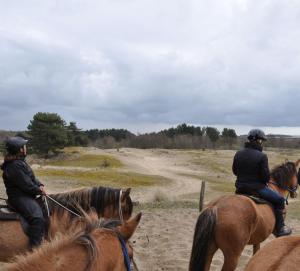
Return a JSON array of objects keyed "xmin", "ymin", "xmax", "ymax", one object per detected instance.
[{"xmin": 40, "ymin": 186, "xmax": 47, "ymax": 195}]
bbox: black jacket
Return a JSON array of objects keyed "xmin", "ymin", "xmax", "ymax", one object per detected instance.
[
  {"xmin": 233, "ymin": 142, "xmax": 270, "ymax": 190},
  {"xmin": 1, "ymin": 158, "xmax": 42, "ymax": 199}
]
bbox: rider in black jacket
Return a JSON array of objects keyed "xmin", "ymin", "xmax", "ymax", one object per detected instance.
[
  {"xmin": 1, "ymin": 137, "xmax": 46, "ymax": 248},
  {"xmin": 233, "ymin": 129, "xmax": 292, "ymax": 237}
]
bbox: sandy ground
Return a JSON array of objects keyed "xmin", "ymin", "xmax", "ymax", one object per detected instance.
[
  {"xmin": 98, "ymin": 148, "xmax": 204, "ymax": 202},
  {"xmin": 0, "ymin": 148, "xmax": 299, "ymax": 271}
]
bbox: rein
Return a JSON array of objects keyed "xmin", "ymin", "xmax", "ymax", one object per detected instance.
[
  {"xmin": 268, "ymin": 180, "xmax": 298, "ymax": 193},
  {"xmin": 44, "ymin": 188, "xmax": 125, "ymax": 222},
  {"xmin": 45, "ymin": 195, "xmax": 82, "ymax": 218}
]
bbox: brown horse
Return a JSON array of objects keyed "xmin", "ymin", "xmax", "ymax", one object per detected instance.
[
  {"xmin": 245, "ymin": 235, "xmax": 300, "ymax": 271},
  {"xmin": 0, "ymin": 186, "xmax": 133, "ymax": 262},
  {"xmin": 189, "ymin": 162, "xmax": 298, "ymax": 271},
  {"xmin": 6, "ymin": 211, "xmax": 142, "ymax": 271}
]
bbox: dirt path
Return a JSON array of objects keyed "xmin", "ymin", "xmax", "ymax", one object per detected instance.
[{"xmin": 89, "ymin": 148, "xmax": 204, "ymax": 202}]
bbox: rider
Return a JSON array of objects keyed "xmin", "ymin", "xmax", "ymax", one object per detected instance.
[
  {"xmin": 233, "ymin": 129, "xmax": 292, "ymax": 237},
  {"xmin": 1, "ymin": 136, "xmax": 46, "ymax": 248}
]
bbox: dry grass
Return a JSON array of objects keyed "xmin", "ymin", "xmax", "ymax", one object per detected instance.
[
  {"xmin": 45, "ymin": 154, "xmax": 123, "ymax": 168},
  {"xmin": 286, "ymin": 200, "xmax": 300, "ymax": 220},
  {"xmin": 136, "ymin": 200, "xmax": 198, "ymax": 210},
  {"xmin": 35, "ymin": 168, "xmax": 169, "ymax": 188},
  {"xmin": 152, "ymin": 190, "xmax": 169, "ymax": 202}
]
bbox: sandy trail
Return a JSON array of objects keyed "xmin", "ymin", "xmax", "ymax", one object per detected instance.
[{"xmin": 90, "ymin": 148, "xmax": 204, "ymax": 202}]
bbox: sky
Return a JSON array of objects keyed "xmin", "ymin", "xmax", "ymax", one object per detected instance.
[{"xmin": 1, "ymin": 0, "xmax": 300, "ymax": 135}]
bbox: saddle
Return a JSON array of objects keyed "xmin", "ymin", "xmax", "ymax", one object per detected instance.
[
  {"xmin": 242, "ymin": 195, "xmax": 270, "ymax": 205},
  {"xmin": 235, "ymin": 188, "xmax": 273, "ymax": 207},
  {"xmin": 0, "ymin": 197, "xmax": 49, "ymax": 236}
]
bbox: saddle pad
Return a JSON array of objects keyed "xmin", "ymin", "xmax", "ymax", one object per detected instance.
[{"xmin": 0, "ymin": 205, "xmax": 19, "ymax": 220}]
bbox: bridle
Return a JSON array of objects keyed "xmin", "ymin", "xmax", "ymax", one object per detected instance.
[
  {"xmin": 118, "ymin": 233, "xmax": 132, "ymax": 271},
  {"xmin": 119, "ymin": 190, "xmax": 124, "ymax": 223},
  {"xmin": 118, "ymin": 191, "xmax": 138, "ymax": 271},
  {"xmin": 268, "ymin": 181, "xmax": 298, "ymax": 204}
]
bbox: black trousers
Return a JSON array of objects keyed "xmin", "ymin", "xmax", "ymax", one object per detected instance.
[{"xmin": 9, "ymin": 196, "xmax": 45, "ymax": 247}]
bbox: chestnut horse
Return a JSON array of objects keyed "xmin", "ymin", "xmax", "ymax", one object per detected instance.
[
  {"xmin": 189, "ymin": 162, "xmax": 298, "ymax": 271},
  {"xmin": 245, "ymin": 236, "xmax": 300, "ymax": 271},
  {"xmin": 7, "ymin": 211, "xmax": 142, "ymax": 271},
  {"xmin": 0, "ymin": 186, "xmax": 133, "ymax": 261}
]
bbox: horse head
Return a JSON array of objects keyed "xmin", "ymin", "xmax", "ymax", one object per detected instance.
[
  {"xmin": 270, "ymin": 161, "xmax": 298, "ymax": 198},
  {"xmin": 120, "ymin": 188, "xmax": 133, "ymax": 221}
]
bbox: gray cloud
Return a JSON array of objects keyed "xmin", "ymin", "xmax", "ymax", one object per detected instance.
[{"xmin": 1, "ymin": 0, "xmax": 300, "ymax": 133}]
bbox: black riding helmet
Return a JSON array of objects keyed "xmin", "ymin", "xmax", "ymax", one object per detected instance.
[
  {"xmin": 5, "ymin": 136, "xmax": 28, "ymax": 155},
  {"xmin": 247, "ymin": 129, "xmax": 267, "ymax": 142}
]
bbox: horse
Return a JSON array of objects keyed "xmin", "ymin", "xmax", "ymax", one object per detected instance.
[
  {"xmin": 245, "ymin": 235, "xmax": 300, "ymax": 271},
  {"xmin": 189, "ymin": 162, "xmax": 298, "ymax": 271},
  {"xmin": 6, "ymin": 210, "xmax": 142, "ymax": 271},
  {"xmin": 0, "ymin": 186, "xmax": 133, "ymax": 262}
]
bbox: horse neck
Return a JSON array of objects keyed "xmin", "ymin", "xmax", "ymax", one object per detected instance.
[
  {"xmin": 49, "ymin": 187, "xmax": 121, "ymax": 218},
  {"xmin": 268, "ymin": 181, "xmax": 287, "ymax": 197},
  {"xmin": 49, "ymin": 188, "xmax": 91, "ymax": 211}
]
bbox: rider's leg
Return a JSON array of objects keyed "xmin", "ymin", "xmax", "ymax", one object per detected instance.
[
  {"xmin": 257, "ymin": 187, "xmax": 285, "ymax": 209},
  {"xmin": 257, "ymin": 187, "xmax": 291, "ymax": 237},
  {"xmin": 9, "ymin": 196, "xmax": 45, "ymax": 248}
]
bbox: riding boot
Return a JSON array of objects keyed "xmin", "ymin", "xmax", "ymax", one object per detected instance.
[
  {"xmin": 28, "ymin": 217, "xmax": 45, "ymax": 248},
  {"xmin": 274, "ymin": 209, "xmax": 292, "ymax": 237}
]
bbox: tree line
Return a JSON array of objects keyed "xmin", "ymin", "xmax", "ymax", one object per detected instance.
[{"xmin": 1, "ymin": 112, "xmax": 299, "ymax": 155}]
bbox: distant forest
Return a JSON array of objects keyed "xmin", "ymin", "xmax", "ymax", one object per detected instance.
[{"xmin": 1, "ymin": 112, "xmax": 300, "ymax": 155}]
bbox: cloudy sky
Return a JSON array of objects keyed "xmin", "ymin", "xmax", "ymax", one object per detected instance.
[{"xmin": 1, "ymin": 0, "xmax": 300, "ymax": 134}]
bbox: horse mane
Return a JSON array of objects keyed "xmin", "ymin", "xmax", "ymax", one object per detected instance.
[
  {"xmin": 271, "ymin": 161, "xmax": 297, "ymax": 189},
  {"xmin": 48, "ymin": 186, "xmax": 125, "ymax": 217},
  {"xmin": 9, "ymin": 210, "xmax": 122, "ymax": 271}
]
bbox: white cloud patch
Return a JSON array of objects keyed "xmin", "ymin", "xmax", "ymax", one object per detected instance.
[{"xmin": 0, "ymin": 0, "xmax": 300, "ymax": 132}]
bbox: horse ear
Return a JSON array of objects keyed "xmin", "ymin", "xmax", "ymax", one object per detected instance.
[
  {"xmin": 121, "ymin": 188, "xmax": 131, "ymax": 200},
  {"xmin": 118, "ymin": 212, "xmax": 142, "ymax": 240}
]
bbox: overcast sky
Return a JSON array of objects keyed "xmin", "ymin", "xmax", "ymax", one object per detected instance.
[{"xmin": 1, "ymin": 0, "xmax": 300, "ymax": 134}]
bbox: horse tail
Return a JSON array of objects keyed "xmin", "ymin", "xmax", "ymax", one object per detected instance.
[{"xmin": 189, "ymin": 207, "xmax": 217, "ymax": 271}]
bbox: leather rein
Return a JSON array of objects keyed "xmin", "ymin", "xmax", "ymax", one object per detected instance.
[{"xmin": 44, "ymin": 190, "xmax": 124, "ymax": 222}]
